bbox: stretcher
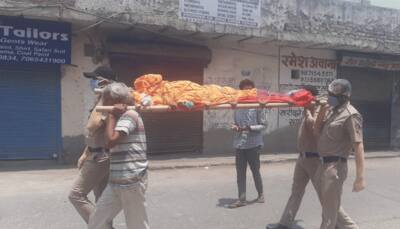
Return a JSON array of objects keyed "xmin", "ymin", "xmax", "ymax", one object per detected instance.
[{"xmin": 95, "ymin": 74, "xmax": 315, "ymax": 113}]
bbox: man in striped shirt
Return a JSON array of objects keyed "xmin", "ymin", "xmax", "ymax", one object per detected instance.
[{"xmin": 88, "ymin": 82, "xmax": 149, "ymax": 229}]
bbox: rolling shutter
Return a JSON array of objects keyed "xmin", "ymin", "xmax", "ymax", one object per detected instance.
[
  {"xmin": 338, "ymin": 66, "xmax": 392, "ymax": 150},
  {"xmin": 0, "ymin": 68, "xmax": 61, "ymax": 159},
  {"xmin": 110, "ymin": 49, "xmax": 209, "ymax": 154}
]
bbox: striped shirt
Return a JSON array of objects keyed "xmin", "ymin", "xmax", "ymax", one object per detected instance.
[
  {"xmin": 233, "ymin": 108, "xmax": 268, "ymax": 149},
  {"xmin": 109, "ymin": 110, "xmax": 148, "ymax": 187}
]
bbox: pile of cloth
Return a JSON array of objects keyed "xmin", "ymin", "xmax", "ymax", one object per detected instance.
[{"xmin": 132, "ymin": 74, "xmax": 314, "ymax": 111}]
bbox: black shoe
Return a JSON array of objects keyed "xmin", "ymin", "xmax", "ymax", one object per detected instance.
[{"xmin": 266, "ymin": 224, "xmax": 290, "ymax": 229}]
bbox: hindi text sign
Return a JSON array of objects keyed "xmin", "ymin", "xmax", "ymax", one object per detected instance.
[{"xmin": 179, "ymin": 0, "xmax": 261, "ymax": 28}]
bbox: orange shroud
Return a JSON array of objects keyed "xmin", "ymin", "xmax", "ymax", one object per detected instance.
[{"xmin": 133, "ymin": 74, "xmax": 314, "ymax": 110}]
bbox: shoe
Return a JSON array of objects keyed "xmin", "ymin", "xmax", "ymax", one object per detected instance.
[
  {"xmin": 227, "ymin": 200, "xmax": 247, "ymax": 208},
  {"xmin": 256, "ymin": 194, "xmax": 265, "ymax": 203},
  {"xmin": 266, "ymin": 224, "xmax": 290, "ymax": 229}
]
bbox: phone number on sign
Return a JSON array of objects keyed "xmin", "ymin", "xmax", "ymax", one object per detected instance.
[
  {"xmin": 0, "ymin": 55, "xmax": 18, "ymax": 61},
  {"xmin": 20, "ymin": 56, "xmax": 66, "ymax": 64}
]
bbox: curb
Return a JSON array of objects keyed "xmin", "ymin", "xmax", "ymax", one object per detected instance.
[{"xmin": 149, "ymin": 153, "xmax": 400, "ymax": 170}]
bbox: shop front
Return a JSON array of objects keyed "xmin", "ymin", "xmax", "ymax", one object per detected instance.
[{"xmin": 0, "ymin": 16, "xmax": 71, "ymax": 159}]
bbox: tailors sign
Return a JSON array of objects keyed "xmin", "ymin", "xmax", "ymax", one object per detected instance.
[{"xmin": 0, "ymin": 16, "xmax": 71, "ymax": 64}]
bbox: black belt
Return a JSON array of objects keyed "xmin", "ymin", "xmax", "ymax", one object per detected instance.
[
  {"xmin": 321, "ymin": 156, "xmax": 347, "ymax": 164},
  {"xmin": 88, "ymin": 147, "xmax": 105, "ymax": 153},
  {"xmin": 300, "ymin": 152, "xmax": 320, "ymax": 158}
]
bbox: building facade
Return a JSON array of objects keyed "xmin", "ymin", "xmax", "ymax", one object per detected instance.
[{"xmin": 0, "ymin": 0, "xmax": 399, "ymax": 161}]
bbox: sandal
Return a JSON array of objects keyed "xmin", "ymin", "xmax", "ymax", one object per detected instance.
[{"xmin": 227, "ymin": 200, "xmax": 247, "ymax": 208}]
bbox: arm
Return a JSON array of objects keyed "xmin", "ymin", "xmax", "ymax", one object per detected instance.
[
  {"xmin": 86, "ymin": 99, "xmax": 106, "ymax": 135},
  {"xmin": 304, "ymin": 109, "xmax": 316, "ymax": 130},
  {"xmin": 249, "ymin": 109, "xmax": 267, "ymax": 132},
  {"xmin": 313, "ymin": 104, "xmax": 329, "ymax": 137},
  {"xmin": 77, "ymin": 146, "xmax": 90, "ymax": 169},
  {"xmin": 105, "ymin": 114, "xmax": 126, "ymax": 149},
  {"xmin": 353, "ymin": 142, "xmax": 366, "ymax": 192},
  {"xmin": 232, "ymin": 110, "xmax": 240, "ymax": 131},
  {"xmin": 346, "ymin": 113, "xmax": 366, "ymax": 192},
  {"xmin": 104, "ymin": 104, "xmax": 129, "ymax": 149}
]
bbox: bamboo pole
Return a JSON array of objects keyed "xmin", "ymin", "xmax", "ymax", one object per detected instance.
[{"xmin": 96, "ymin": 102, "xmax": 292, "ymax": 113}]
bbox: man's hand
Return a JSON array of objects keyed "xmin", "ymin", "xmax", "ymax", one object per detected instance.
[
  {"xmin": 77, "ymin": 147, "xmax": 90, "ymax": 169},
  {"xmin": 231, "ymin": 125, "xmax": 250, "ymax": 132},
  {"xmin": 353, "ymin": 177, "xmax": 366, "ymax": 192},
  {"xmin": 231, "ymin": 125, "xmax": 240, "ymax": 132},
  {"xmin": 111, "ymin": 104, "xmax": 127, "ymax": 116}
]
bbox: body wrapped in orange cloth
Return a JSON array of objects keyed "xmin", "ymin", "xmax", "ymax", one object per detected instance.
[{"xmin": 133, "ymin": 74, "xmax": 314, "ymax": 110}]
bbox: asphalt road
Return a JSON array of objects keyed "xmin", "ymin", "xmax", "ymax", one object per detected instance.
[{"xmin": 0, "ymin": 157, "xmax": 399, "ymax": 229}]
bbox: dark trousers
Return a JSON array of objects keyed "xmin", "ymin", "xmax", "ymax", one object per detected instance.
[{"xmin": 235, "ymin": 146, "xmax": 264, "ymax": 201}]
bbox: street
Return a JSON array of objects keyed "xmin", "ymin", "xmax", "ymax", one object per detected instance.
[{"xmin": 0, "ymin": 157, "xmax": 399, "ymax": 229}]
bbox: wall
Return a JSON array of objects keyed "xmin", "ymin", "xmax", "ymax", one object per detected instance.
[
  {"xmin": 278, "ymin": 47, "xmax": 337, "ymax": 128},
  {"xmin": 203, "ymin": 42, "xmax": 279, "ymax": 155},
  {"xmin": 1, "ymin": 1, "xmax": 400, "ymax": 54},
  {"xmin": 60, "ymin": 31, "xmax": 107, "ymax": 161},
  {"xmin": 203, "ymin": 43, "xmax": 338, "ymax": 154}
]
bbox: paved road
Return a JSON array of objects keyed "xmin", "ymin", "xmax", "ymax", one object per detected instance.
[{"xmin": 0, "ymin": 157, "xmax": 399, "ymax": 229}]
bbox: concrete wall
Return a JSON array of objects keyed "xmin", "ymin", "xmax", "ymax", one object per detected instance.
[
  {"xmin": 0, "ymin": 0, "xmax": 400, "ymax": 53},
  {"xmin": 74, "ymin": 0, "xmax": 400, "ymax": 54},
  {"xmin": 203, "ymin": 42, "xmax": 280, "ymax": 155},
  {"xmin": 203, "ymin": 42, "xmax": 337, "ymax": 154},
  {"xmin": 61, "ymin": 31, "xmax": 108, "ymax": 161}
]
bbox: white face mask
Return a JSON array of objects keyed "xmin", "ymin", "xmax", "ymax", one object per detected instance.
[{"xmin": 90, "ymin": 79, "xmax": 99, "ymax": 91}]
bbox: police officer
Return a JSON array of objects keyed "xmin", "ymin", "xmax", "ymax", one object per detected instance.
[
  {"xmin": 315, "ymin": 79, "xmax": 366, "ymax": 229},
  {"xmin": 267, "ymin": 85, "xmax": 357, "ymax": 229},
  {"xmin": 68, "ymin": 66, "xmax": 117, "ymax": 227},
  {"xmin": 268, "ymin": 85, "xmax": 330, "ymax": 229},
  {"xmin": 265, "ymin": 85, "xmax": 321, "ymax": 229}
]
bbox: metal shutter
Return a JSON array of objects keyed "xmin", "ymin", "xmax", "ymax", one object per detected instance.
[
  {"xmin": 111, "ymin": 54, "xmax": 206, "ymax": 154},
  {"xmin": 0, "ymin": 69, "xmax": 61, "ymax": 159},
  {"xmin": 338, "ymin": 66, "xmax": 392, "ymax": 150}
]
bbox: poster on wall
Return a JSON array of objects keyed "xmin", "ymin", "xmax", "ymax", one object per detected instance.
[
  {"xmin": 278, "ymin": 48, "xmax": 338, "ymax": 127},
  {"xmin": 0, "ymin": 16, "xmax": 71, "ymax": 65},
  {"xmin": 179, "ymin": 0, "xmax": 261, "ymax": 28}
]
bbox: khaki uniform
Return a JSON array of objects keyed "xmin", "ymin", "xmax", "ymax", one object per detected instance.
[
  {"xmin": 69, "ymin": 100, "xmax": 111, "ymax": 225},
  {"xmin": 317, "ymin": 103, "xmax": 363, "ymax": 229},
  {"xmin": 280, "ymin": 108, "xmax": 358, "ymax": 229},
  {"xmin": 279, "ymin": 109, "xmax": 321, "ymax": 227}
]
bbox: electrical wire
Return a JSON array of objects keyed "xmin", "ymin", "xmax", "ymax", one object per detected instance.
[
  {"xmin": 72, "ymin": 11, "xmax": 130, "ymax": 33},
  {"xmin": 0, "ymin": 4, "xmax": 225, "ymax": 46},
  {"xmin": 61, "ymin": 5, "xmax": 205, "ymax": 45}
]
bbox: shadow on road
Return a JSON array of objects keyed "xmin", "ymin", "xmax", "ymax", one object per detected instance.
[
  {"xmin": 216, "ymin": 198, "xmax": 262, "ymax": 208},
  {"xmin": 216, "ymin": 198, "xmax": 237, "ymax": 208}
]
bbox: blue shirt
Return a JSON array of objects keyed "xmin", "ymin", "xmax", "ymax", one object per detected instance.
[{"xmin": 233, "ymin": 108, "xmax": 267, "ymax": 149}]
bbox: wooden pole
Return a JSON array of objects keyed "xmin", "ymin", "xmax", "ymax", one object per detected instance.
[{"xmin": 95, "ymin": 103, "xmax": 292, "ymax": 113}]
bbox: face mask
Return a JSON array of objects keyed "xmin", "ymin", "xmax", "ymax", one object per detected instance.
[
  {"xmin": 327, "ymin": 95, "xmax": 340, "ymax": 108},
  {"xmin": 90, "ymin": 79, "xmax": 99, "ymax": 90}
]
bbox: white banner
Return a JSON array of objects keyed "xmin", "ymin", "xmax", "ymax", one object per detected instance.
[{"xmin": 179, "ymin": 0, "xmax": 261, "ymax": 28}]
